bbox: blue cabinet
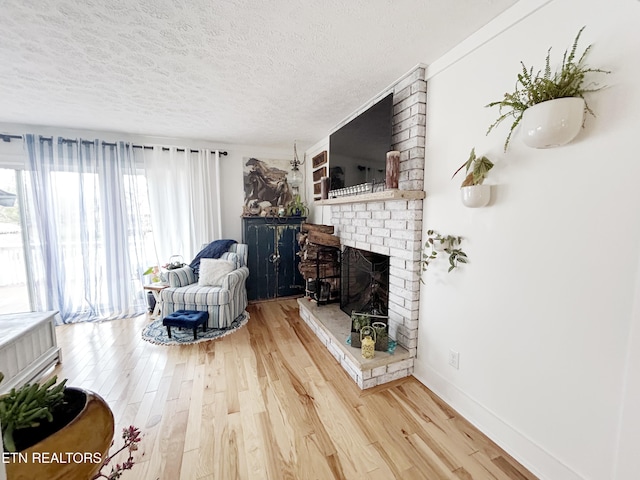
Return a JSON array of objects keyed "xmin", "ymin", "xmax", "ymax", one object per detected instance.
[{"xmin": 242, "ymin": 217, "xmax": 305, "ymax": 301}]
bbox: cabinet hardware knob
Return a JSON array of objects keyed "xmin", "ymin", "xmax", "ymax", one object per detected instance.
[{"xmin": 268, "ymin": 253, "xmax": 281, "ymax": 264}]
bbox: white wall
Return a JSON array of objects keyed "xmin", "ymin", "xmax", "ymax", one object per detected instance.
[
  {"xmin": 413, "ymin": 1, "xmax": 640, "ymax": 479},
  {"xmin": 614, "ymin": 250, "xmax": 640, "ymax": 479}
]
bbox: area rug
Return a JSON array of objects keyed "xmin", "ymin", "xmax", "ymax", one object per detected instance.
[{"xmin": 141, "ymin": 311, "xmax": 249, "ymax": 346}]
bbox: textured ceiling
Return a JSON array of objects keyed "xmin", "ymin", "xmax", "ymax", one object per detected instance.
[{"xmin": 0, "ymin": 0, "xmax": 517, "ymax": 148}]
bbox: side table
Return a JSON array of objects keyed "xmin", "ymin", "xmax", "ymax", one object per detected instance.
[{"xmin": 143, "ymin": 283, "xmax": 168, "ymax": 320}]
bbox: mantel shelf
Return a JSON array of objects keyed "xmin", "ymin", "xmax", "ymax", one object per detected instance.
[{"xmin": 314, "ymin": 189, "xmax": 425, "ymax": 206}]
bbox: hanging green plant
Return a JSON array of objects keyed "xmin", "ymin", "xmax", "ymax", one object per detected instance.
[
  {"xmin": 420, "ymin": 230, "xmax": 468, "ymax": 282},
  {"xmin": 452, "ymin": 148, "xmax": 494, "ymax": 187},
  {"xmin": 486, "ymin": 26, "xmax": 610, "ymax": 151}
]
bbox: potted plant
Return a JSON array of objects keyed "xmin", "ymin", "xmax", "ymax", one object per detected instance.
[
  {"xmin": 286, "ymin": 194, "xmax": 308, "ymax": 217},
  {"xmin": 420, "ymin": 230, "xmax": 468, "ymax": 283},
  {"xmin": 350, "ymin": 312, "xmax": 388, "ymax": 351},
  {"xmin": 0, "ymin": 373, "xmax": 117, "ymax": 479},
  {"xmin": 142, "ymin": 265, "xmax": 164, "ymax": 284},
  {"xmin": 452, "ymin": 148, "xmax": 494, "ymax": 208},
  {"xmin": 486, "ymin": 26, "xmax": 610, "ymax": 151}
]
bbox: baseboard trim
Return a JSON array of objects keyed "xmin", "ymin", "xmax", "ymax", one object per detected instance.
[{"xmin": 413, "ymin": 365, "xmax": 584, "ymax": 480}]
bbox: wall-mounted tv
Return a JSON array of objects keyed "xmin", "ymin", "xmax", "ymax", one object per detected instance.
[{"xmin": 328, "ymin": 93, "xmax": 393, "ymax": 192}]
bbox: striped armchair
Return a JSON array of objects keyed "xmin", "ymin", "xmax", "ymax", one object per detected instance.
[{"xmin": 160, "ymin": 243, "xmax": 249, "ymax": 329}]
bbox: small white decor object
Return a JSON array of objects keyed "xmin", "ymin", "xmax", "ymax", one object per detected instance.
[
  {"xmin": 521, "ymin": 97, "xmax": 585, "ymax": 148},
  {"xmin": 461, "ymin": 184, "xmax": 491, "ymax": 208}
]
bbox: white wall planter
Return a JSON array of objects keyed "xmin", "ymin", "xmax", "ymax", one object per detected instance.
[
  {"xmin": 521, "ymin": 97, "xmax": 586, "ymax": 148},
  {"xmin": 461, "ymin": 184, "xmax": 491, "ymax": 208}
]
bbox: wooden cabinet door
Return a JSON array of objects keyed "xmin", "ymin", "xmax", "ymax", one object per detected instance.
[
  {"xmin": 244, "ymin": 220, "xmax": 277, "ymax": 301},
  {"xmin": 243, "ymin": 217, "xmax": 305, "ymax": 301},
  {"xmin": 275, "ymin": 223, "xmax": 304, "ymax": 298}
]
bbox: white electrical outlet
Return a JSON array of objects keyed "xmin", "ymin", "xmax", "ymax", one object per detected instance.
[{"xmin": 449, "ymin": 350, "xmax": 460, "ymax": 369}]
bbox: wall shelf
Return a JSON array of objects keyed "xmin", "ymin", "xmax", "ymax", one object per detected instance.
[{"xmin": 314, "ymin": 189, "xmax": 425, "ymax": 206}]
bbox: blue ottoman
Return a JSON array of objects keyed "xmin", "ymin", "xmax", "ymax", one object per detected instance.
[{"xmin": 163, "ymin": 310, "xmax": 209, "ymax": 340}]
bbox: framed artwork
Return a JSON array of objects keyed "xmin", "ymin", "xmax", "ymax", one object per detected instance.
[{"xmin": 243, "ymin": 157, "xmax": 294, "ymax": 208}]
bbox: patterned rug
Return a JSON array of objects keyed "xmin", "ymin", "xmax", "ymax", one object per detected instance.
[{"xmin": 141, "ymin": 311, "xmax": 249, "ymax": 346}]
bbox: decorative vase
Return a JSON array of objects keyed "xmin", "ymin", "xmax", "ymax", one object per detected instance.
[
  {"xmin": 460, "ymin": 184, "xmax": 491, "ymax": 208},
  {"xmin": 521, "ymin": 97, "xmax": 585, "ymax": 148},
  {"xmin": 320, "ymin": 176, "xmax": 330, "ymax": 200},
  {"xmin": 372, "ymin": 321, "xmax": 388, "ymax": 352},
  {"xmin": 6, "ymin": 388, "xmax": 115, "ymax": 480},
  {"xmin": 385, "ymin": 151, "xmax": 400, "ymax": 189}
]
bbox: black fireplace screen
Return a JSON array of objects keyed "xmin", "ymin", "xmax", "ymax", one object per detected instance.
[{"xmin": 340, "ymin": 247, "xmax": 389, "ymax": 317}]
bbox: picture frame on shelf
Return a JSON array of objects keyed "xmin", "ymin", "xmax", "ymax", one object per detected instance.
[{"xmin": 312, "ymin": 151, "xmax": 327, "ymax": 169}]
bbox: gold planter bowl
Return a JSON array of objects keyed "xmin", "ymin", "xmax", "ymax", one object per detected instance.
[{"xmin": 6, "ymin": 388, "xmax": 115, "ymax": 480}]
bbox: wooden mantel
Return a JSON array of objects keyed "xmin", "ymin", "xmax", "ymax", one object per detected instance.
[{"xmin": 314, "ymin": 189, "xmax": 425, "ymax": 206}]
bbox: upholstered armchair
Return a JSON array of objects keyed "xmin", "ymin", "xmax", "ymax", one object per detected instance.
[{"xmin": 160, "ymin": 243, "xmax": 249, "ymax": 329}]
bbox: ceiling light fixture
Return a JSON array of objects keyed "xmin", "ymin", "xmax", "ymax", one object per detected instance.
[{"xmin": 289, "ymin": 141, "xmax": 304, "ymax": 194}]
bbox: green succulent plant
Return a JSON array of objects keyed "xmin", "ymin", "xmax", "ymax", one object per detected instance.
[{"xmin": 0, "ymin": 373, "xmax": 67, "ymax": 452}]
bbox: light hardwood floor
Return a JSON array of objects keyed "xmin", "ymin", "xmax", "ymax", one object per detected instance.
[{"xmin": 51, "ymin": 298, "xmax": 537, "ymax": 480}]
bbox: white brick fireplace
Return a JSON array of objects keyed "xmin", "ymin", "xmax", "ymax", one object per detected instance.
[{"xmin": 298, "ymin": 66, "xmax": 426, "ymax": 389}]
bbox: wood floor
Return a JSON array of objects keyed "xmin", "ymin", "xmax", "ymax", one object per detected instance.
[{"xmin": 50, "ymin": 298, "xmax": 537, "ymax": 480}]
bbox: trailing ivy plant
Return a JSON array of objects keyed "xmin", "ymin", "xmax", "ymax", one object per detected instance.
[
  {"xmin": 486, "ymin": 26, "xmax": 610, "ymax": 152},
  {"xmin": 420, "ymin": 230, "xmax": 468, "ymax": 282},
  {"xmin": 452, "ymin": 148, "xmax": 494, "ymax": 187}
]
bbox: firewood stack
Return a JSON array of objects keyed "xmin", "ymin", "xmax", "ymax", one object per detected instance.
[{"xmin": 297, "ymin": 223, "xmax": 341, "ymax": 301}]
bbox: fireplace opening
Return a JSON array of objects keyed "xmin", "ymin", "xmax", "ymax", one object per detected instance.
[{"xmin": 341, "ymin": 247, "xmax": 389, "ymax": 317}]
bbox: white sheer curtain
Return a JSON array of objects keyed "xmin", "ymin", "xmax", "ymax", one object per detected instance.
[
  {"xmin": 22, "ymin": 135, "xmax": 150, "ymax": 323},
  {"xmin": 144, "ymin": 147, "xmax": 221, "ymax": 264}
]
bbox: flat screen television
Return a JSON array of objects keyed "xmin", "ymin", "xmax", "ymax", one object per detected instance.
[{"xmin": 328, "ymin": 93, "xmax": 393, "ymax": 192}]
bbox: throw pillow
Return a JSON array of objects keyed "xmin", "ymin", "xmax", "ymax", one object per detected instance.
[
  {"xmin": 189, "ymin": 239, "xmax": 237, "ymax": 275},
  {"xmin": 198, "ymin": 258, "xmax": 235, "ymax": 287}
]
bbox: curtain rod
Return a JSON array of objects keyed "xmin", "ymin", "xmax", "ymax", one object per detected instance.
[
  {"xmin": 0, "ymin": 134, "xmax": 22, "ymax": 142},
  {"xmin": 0, "ymin": 134, "xmax": 228, "ymax": 155}
]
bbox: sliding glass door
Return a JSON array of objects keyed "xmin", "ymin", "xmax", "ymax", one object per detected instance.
[
  {"xmin": 0, "ymin": 168, "xmax": 30, "ymax": 313},
  {"xmin": 1, "ymin": 139, "xmax": 158, "ymax": 322}
]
